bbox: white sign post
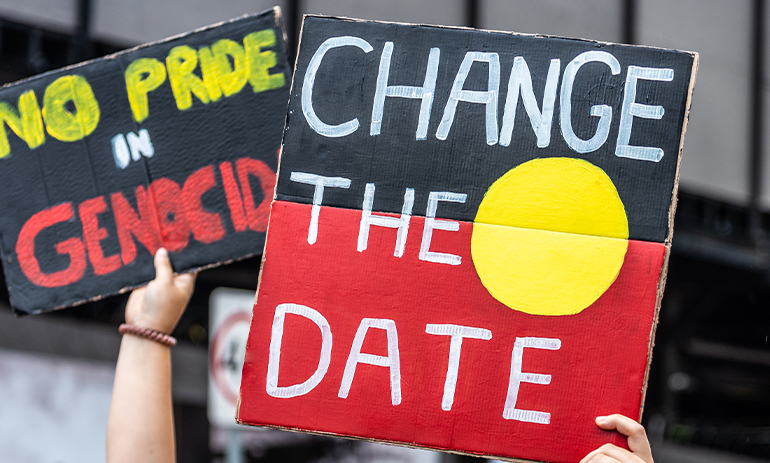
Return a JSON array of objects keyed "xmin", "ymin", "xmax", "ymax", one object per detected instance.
[{"xmin": 209, "ymin": 288, "xmax": 256, "ymax": 463}]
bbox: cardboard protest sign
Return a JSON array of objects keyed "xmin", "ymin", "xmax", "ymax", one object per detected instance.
[
  {"xmin": 238, "ymin": 16, "xmax": 697, "ymax": 462},
  {"xmin": 0, "ymin": 8, "xmax": 290, "ymax": 314}
]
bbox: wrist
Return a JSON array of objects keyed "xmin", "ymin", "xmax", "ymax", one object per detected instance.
[
  {"xmin": 119, "ymin": 324, "xmax": 177, "ymax": 347},
  {"xmin": 127, "ymin": 316, "xmax": 176, "ymax": 335}
]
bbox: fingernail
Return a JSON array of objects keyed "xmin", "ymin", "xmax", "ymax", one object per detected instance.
[
  {"xmin": 596, "ymin": 416, "xmax": 607, "ymax": 424},
  {"xmin": 157, "ymin": 247, "xmax": 167, "ymax": 257}
]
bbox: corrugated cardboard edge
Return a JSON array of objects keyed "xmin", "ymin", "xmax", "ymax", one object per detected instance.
[
  {"xmin": 0, "ymin": 7, "xmax": 283, "ymax": 91},
  {"xmin": 11, "ymin": 250, "xmax": 264, "ymax": 316},
  {"xmin": 9, "ymin": 6, "xmax": 287, "ymax": 316},
  {"xmin": 298, "ymin": 14, "xmax": 698, "ymax": 56},
  {"xmin": 639, "ymin": 51, "xmax": 700, "ymax": 420}
]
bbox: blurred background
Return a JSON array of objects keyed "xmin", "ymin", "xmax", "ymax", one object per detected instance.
[{"xmin": 0, "ymin": 0, "xmax": 767, "ymax": 462}]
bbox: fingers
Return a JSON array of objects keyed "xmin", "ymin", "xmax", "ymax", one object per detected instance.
[
  {"xmin": 174, "ymin": 271, "xmax": 197, "ymax": 295},
  {"xmin": 581, "ymin": 444, "xmax": 645, "ymax": 463},
  {"xmin": 125, "ymin": 286, "xmax": 145, "ymax": 310},
  {"xmin": 596, "ymin": 415, "xmax": 652, "ymax": 459},
  {"xmin": 153, "ymin": 248, "xmax": 173, "ymax": 284},
  {"xmin": 123, "ymin": 249, "xmax": 195, "ymax": 333},
  {"xmin": 174, "ymin": 271, "xmax": 196, "ymax": 286},
  {"xmin": 127, "ymin": 285, "xmax": 146, "ymax": 301},
  {"xmin": 596, "ymin": 414, "xmax": 643, "ymax": 436},
  {"xmin": 580, "ymin": 450, "xmax": 622, "ymax": 463}
]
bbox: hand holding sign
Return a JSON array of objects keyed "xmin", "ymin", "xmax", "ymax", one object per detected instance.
[
  {"xmin": 124, "ymin": 248, "xmax": 195, "ymax": 335},
  {"xmin": 581, "ymin": 415, "xmax": 654, "ymax": 463}
]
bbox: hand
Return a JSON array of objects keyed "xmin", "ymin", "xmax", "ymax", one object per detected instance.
[
  {"xmin": 125, "ymin": 248, "xmax": 196, "ymax": 335},
  {"xmin": 580, "ymin": 414, "xmax": 653, "ymax": 463}
]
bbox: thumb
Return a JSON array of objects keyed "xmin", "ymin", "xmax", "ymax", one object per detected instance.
[{"xmin": 153, "ymin": 248, "xmax": 173, "ymax": 283}]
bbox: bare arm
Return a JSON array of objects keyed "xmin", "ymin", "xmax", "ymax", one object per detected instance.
[
  {"xmin": 580, "ymin": 414, "xmax": 654, "ymax": 463},
  {"xmin": 106, "ymin": 248, "xmax": 196, "ymax": 463}
]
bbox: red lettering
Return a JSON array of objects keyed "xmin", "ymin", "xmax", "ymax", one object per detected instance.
[
  {"xmin": 183, "ymin": 165, "xmax": 225, "ymax": 244},
  {"xmin": 79, "ymin": 196, "xmax": 121, "ymax": 275},
  {"xmin": 236, "ymin": 157, "xmax": 275, "ymax": 232},
  {"xmin": 111, "ymin": 187, "xmax": 162, "ymax": 265},
  {"xmin": 220, "ymin": 161, "xmax": 248, "ymax": 233},
  {"xmin": 16, "ymin": 203, "xmax": 87, "ymax": 287},
  {"xmin": 14, "ymin": 160, "xmax": 269, "ymax": 289},
  {"xmin": 150, "ymin": 178, "xmax": 190, "ymax": 252}
]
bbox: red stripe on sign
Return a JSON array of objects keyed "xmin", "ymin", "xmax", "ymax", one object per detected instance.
[{"xmin": 239, "ymin": 200, "xmax": 665, "ymax": 462}]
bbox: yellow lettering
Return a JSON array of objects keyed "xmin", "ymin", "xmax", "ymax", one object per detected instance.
[
  {"xmin": 125, "ymin": 58, "xmax": 167, "ymax": 123},
  {"xmin": 42, "ymin": 75, "xmax": 100, "ymax": 142},
  {"xmin": 244, "ymin": 30, "xmax": 285, "ymax": 93},
  {"xmin": 213, "ymin": 39, "xmax": 249, "ymax": 97},
  {"xmin": 0, "ymin": 90, "xmax": 45, "ymax": 158},
  {"xmin": 198, "ymin": 47, "xmax": 223, "ymax": 102},
  {"xmin": 166, "ymin": 45, "xmax": 210, "ymax": 111}
]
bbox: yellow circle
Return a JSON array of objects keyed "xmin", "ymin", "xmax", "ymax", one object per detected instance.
[{"xmin": 471, "ymin": 157, "xmax": 628, "ymax": 316}]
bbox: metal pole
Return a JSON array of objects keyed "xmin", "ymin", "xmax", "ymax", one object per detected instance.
[
  {"xmin": 72, "ymin": 0, "xmax": 92, "ymax": 62},
  {"xmin": 750, "ymin": 0, "xmax": 766, "ymax": 250},
  {"xmin": 622, "ymin": 0, "xmax": 636, "ymax": 44},
  {"xmin": 286, "ymin": 0, "xmax": 301, "ymax": 64},
  {"xmin": 465, "ymin": 0, "xmax": 479, "ymax": 29},
  {"xmin": 225, "ymin": 428, "xmax": 245, "ymax": 463}
]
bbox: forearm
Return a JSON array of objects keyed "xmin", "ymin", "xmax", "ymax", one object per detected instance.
[{"xmin": 107, "ymin": 334, "xmax": 176, "ymax": 463}]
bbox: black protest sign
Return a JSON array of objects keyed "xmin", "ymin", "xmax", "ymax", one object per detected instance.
[
  {"xmin": 0, "ymin": 8, "xmax": 290, "ymax": 314},
  {"xmin": 276, "ymin": 17, "xmax": 695, "ymax": 244}
]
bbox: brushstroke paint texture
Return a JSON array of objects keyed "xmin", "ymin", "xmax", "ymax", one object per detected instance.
[
  {"xmin": 0, "ymin": 8, "xmax": 290, "ymax": 313},
  {"xmin": 240, "ymin": 200, "xmax": 666, "ymax": 462},
  {"xmin": 238, "ymin": 15, "xmax": 698, "ymax": 463}
]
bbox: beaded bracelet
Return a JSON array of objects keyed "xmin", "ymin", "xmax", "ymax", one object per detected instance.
[{"xmin": 119, "ymin": 323, "xmax": 177, "ymax": 347}]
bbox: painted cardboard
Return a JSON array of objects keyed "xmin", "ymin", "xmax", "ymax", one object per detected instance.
[
  {"xmin": 0, "ymin": 8, "xmax": 291, "ymax": 314},
  {"xmin": 238, "ymin": 16, "xmax": 698, "ymax": 463}
]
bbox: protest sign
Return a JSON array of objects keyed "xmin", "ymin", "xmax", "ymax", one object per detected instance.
[
  {"xmin": 0, "ymin": 8, "xmax": 290, "ymax": 314},
  {"xmin": 238, "ymin": 16, "xmax": 697, "ymax": 462}
]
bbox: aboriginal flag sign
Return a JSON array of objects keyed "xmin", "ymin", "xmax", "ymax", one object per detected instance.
[
  {"xmin": 0, "ymin": 8, "xmax": 290, "ymax": 314},
  {"xmin": 238, "ymin": 16, "xmax": 697, "ymax": 463}
]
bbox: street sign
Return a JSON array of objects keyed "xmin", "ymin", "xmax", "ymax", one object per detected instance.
[{"xmin": 209, "ymin": 287, "xmax": 255, "ymax": 429}]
